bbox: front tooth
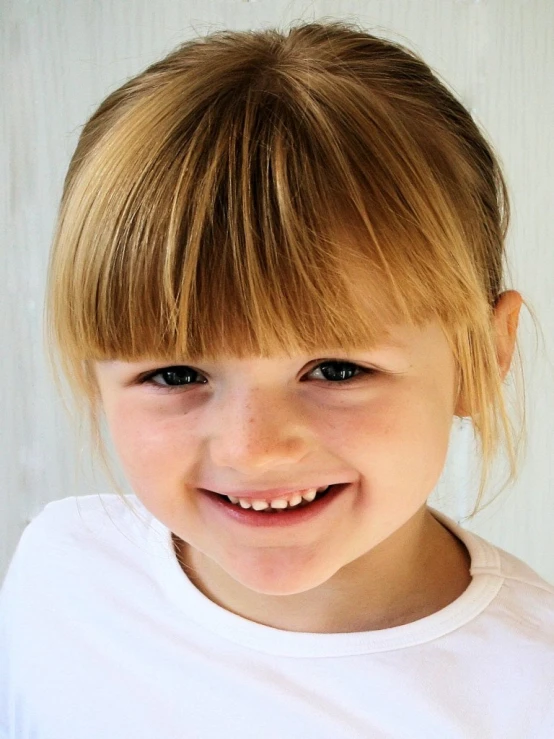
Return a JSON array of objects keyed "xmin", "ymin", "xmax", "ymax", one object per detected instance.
[
  {"xmin": 251, "ymin": 500, "xmax": 270, "ymax": 510},
  {"xmin": 270, "ymin": 498, "xmax": 289, "ymax": 509}
]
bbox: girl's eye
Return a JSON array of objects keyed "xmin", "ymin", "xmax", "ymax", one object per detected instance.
[
  {"xmin": 142, "ymin": 366, "xmax": 202, "ymax": 388},
  {"xmin": 139, "ymin": 361, "xmax": 378, "ymax": 390},
  {"xmin": 309, "ymin": 361, "xmax": 377, "ymax": 384}
]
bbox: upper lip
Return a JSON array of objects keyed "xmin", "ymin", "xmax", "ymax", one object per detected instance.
[{"xmin": 201, "ymin": 482, "xmax": 348, "ymax": 501}]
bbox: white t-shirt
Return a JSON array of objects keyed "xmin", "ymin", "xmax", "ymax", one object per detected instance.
[{"xmin": 1, "ymin": 493, "xmax": 553, "ymax": 738}]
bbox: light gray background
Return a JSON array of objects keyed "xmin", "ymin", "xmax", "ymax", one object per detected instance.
[{"xmin": 3, "ymin": 0, "xmax": 554, "ymax": 583}]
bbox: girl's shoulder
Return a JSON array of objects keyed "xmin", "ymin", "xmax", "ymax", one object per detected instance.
[
  {"xmin": 24, "ymin": 492, "xmax": 148, "ymax": 540},
  {"xmin": 491, "ymin": 542, "xmax": 554, "ymax": 631},
  {"xmin": 431, "ymin": 507, "xmax": 554, "ymax": 643},
  {"xmin": 3, "ymin": 493, "xmax": 152, "ymax": 590},
  {"xmin": 458, "ymin": 523, "xmax": 554, "ymax": 642}
]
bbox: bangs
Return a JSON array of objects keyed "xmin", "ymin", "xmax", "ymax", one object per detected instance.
[{"xmin": 49, "ymin": 39, "xmax": 491, "ymax": 370}]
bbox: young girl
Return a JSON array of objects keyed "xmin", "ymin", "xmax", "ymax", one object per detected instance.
[{"xmin": 1, "ymin": 20, "xmax": 553, "ymax": 738}]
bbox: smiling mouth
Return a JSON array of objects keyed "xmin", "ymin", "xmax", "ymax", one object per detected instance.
[
  {"xmin": 220, "ymin": 485, "xmax": 334, "ymax": 511},
  {"xmin": 197, "ymin": 482, "xmax": 351, "ymax": 527}
]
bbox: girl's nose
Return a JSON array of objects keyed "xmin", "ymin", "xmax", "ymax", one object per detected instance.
[{"xmin": 207, "ymin": 392, "xmax": 310, "ymax": 473}]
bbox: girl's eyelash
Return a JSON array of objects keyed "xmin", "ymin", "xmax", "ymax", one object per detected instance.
[{"xmin": 138, "ymin": 361, "xmax": 379, "ymax": 391}]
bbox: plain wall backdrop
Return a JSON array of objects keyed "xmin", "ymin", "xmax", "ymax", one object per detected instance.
[{"xmin": 3, "ymin": 0, "xmax": 554, "ymax": 584}]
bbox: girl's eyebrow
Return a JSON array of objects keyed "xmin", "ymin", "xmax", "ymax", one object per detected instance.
[
  {"xmin": 104, "ymin": 338, "xmax": 409, "ymax": 368},
  {"xmin": 378, "ymin": 339, "xmax": 406, "ymax": 349}
]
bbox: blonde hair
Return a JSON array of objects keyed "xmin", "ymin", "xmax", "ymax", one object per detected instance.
[{"xmin": 45, "ymin": 20, "xmax": 540, "ymax": 520}]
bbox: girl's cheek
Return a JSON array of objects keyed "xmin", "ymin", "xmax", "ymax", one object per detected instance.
[
  {"xmin": 102, "ymin": 398, "xmax": 166, "ymax": 463},
  {"xmin": 108, "ymin": 423, "xmax": 184, "ymax": 495}
]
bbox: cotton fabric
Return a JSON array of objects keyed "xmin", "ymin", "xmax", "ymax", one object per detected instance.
[{"xmin": 1, "ymin": 493, "xmax": 553, "ymax": 738}]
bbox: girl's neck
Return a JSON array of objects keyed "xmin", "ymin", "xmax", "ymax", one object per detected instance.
[{"xmin": 172, "ymin": 508, "xmax": 472, "ymax": 634}]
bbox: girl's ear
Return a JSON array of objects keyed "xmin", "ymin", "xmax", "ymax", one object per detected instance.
[
  {"xmin": 493, "ymin": 290, "xmax": 523, "ymax": 382},
  {"xmin": 454, "ymin": 290, "xmax": 523, "ymax": 419}
]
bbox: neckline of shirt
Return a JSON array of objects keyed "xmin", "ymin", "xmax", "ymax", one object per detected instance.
[{"xmin": 144, "ymin": 505, "xmax": 504, "ymax": 657}]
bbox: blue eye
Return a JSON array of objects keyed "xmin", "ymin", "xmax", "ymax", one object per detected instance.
[{"xmin": 140, "ymin": 361, "xmax": 378, "ymax": 390}]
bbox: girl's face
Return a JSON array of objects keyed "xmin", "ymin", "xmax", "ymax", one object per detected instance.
[{"xmin": 94, "ymin": 317, "xmax": 462, "ymax": 608}]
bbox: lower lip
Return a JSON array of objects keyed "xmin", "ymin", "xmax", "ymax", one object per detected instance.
[{"xmin": 198, "ymin": 483, "xmax": 350, "ymax": 528}]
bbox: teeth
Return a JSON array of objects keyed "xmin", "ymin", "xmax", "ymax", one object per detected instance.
[{"xmin": 227, "ymin": 486, "xmax": 330, "ymax": 511}]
